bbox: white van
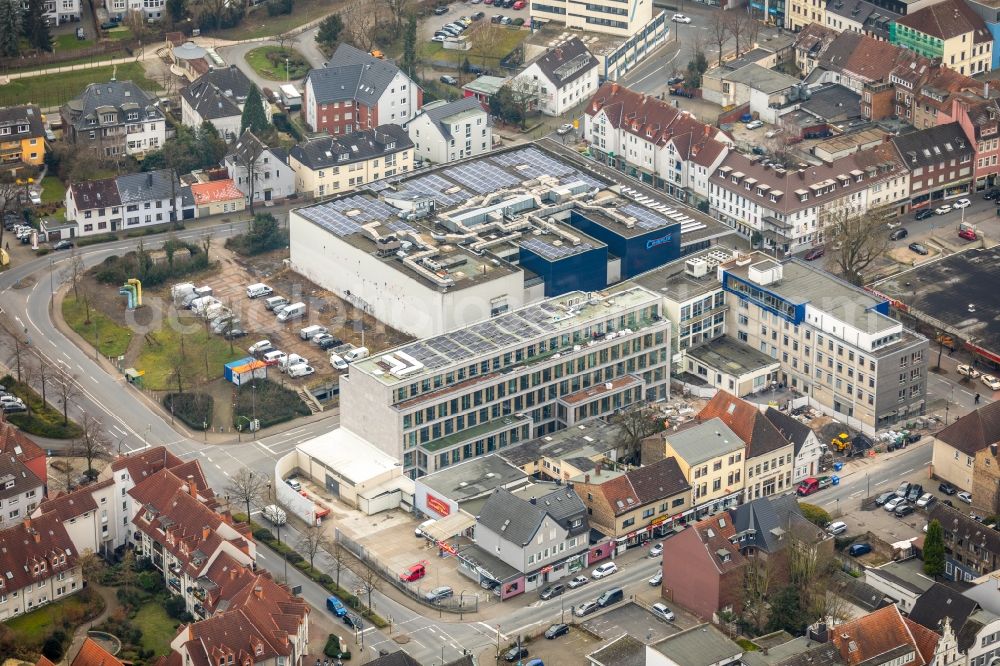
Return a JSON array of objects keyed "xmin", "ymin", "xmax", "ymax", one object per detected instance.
[
  {"xmin": 300, "ymin": 325, "xmax": 327, "ymax": 340},
  {"xmin": 246, "ymin": 283, "xmax": 273, "ymax": 299},
  {"xmin": 262, "ymin": 505, "xmax": 287, "ymax": 525},
  {"xmin": 288, "ymin": 363, "xmax": 315, "ymax": 378},
  {"xmin": 277, "ymin": 302, "xmax": 306, "ymax": 323},
  {"xmin": 264, "ymin": 295, "xmax": 288, "ymax": 311},
  {"xmin": 262, "ymin": 350, "xmax": 287, "ymax": 366},
  {"xmin": 190, "ymin": 296, "xmax": 220, "ymax": 315},
  {"xmin": 280, "ymin": 353, "xmax": 308, "ymax": 372},
  {"xmin": 329, "ymin": 353, "xmax": 348, "ymax": 371},
  {"xmin": 344, "ymin": 346, "xmax": 369, "ymax": 362},
  {"xmin": 202, "ymin": 302, "xmax": 227, "ymax": 320}
]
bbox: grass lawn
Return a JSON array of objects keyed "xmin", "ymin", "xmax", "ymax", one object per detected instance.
[
  {"xmin": 53, "ymin": 33, "xmax": 94, "ymax": 52},
  {"xmin": 62, "ymin": 294, "xmax": 133, "ymax": 358},
  {"xmin": 0, "ymin": 62, "xmax": 156, "ymax": 108},
  {"xmin": 245, "ymin": 46, "xmax": 310, "ymax": 80},
  {"xmin": 216, "ymin": 0, "xmax": 333, "ymax": 40},
  {"xmin": 40, "ymin": 176, "xmax": 66, "ymax": 205},
  {"xmin": 418, "ymin": 26, "xmax": 526, "ymax": 67},
  {"xmin": 136, "ymin": 321, "xmax": 244, "ymax": 390},
  {"xmin": 133, "ymin": 603, "xmax": 179, "ymax": 657},
  {"xmin": 4, "ymin": 589, "xmax": 103, "ymax": 646},
  {"xmin": 105, "ymin": 26, "xmax": 133, "ymax": 41}
]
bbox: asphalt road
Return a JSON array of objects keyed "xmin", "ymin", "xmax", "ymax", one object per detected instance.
[{"xmin": 216, "ymin": 26, "xmax": 326, "ymax": 92}]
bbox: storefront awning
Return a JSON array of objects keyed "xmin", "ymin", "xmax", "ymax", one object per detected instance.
[{"xmin": 423, "ymin": 510, "xmax": 476, "ymax": 542}]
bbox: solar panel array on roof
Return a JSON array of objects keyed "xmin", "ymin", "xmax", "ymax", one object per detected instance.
[
  {"xmin": 492, "ymin": 146, "xmax": 576, "ymax": 178},
  {"xmin": 445, "ymin": 162, "xmax": 520, "ymax": 194},
  {"xmin": 521, "ymin": 237, "xmax": 596, "ymax": 261},
  {"xmin": 400, "ymin": 174, "xmax": 471, "ymax": 206},
  {"xmin": 299, "ymin": 194, "xmax": 396, "ymax": 236},
  {"xmin": 620, "ymin": 203, "xmax": 679, "ymax": 231}
]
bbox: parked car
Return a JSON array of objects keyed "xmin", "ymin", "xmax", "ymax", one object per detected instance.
[
  {"xmin": 958, "ymin": 364, "xmax": 981, "ymax": 379},
  {"xmin": 746, "ymin": 120, "xmax": 764, "ymax": 130},
  {"xmin": 985, "ymin": 189, "xmax": 1000, "ymax": 200},
  {"xmin": 908, "ymin": 242, "xmax": 929, "ymax": 255},
  {"xmin": 939, "ymin": 482, "xmax": 957, "ymax": 495},
  {"xmin": 648, "ymin": 570, "xmax": 662, "ymax": 586},
  {"xmin": 916, "ymin": 493, "xmax": 936, "ymax": 508},
  {"xmin": 556, "ymin": 123, "xmax": 574, "ymax": 135},
  {"xmin": 669, "ymin": 87, "xmax": 694, "ymax": 98},
  {"xmin": 317, "ymin": 337, "xmax": 345, "ymax": 350},
  {"xmin": 326, "ymin": 596, "xmax": 347, "ymax": 616},
  {"xmin": 848, "ymin": 543, "xmax": 872, "ymax": 557},
  {"xmin": 906, "ymin": 484, "xmax": 923, "ymax": 503},
  {"xmin": 288, "ymin": 363, "xmax": 315, "ymax": 378},
  {"xmin": 512, "ymin": 0, "xmax": 525, "ymax": 7},
  {"xmin": 934, "ymin": 205, "xmax": 952, "ymax": 215},
  {"xmin": 248, "ymin": 339, "xmax": 273, "ymax": 355},
  {"xmin": 895, "ymin": 481, "xmax": 911, "ymax": 497},
  {"xmin": 285, "ymin": 478, "xmax": 302, "ymax": 491},
  {"xmin": 651, "ymin": 602, "xmax": 675, "ymax": 621},
  {"xmin": 894, "ymin": 503, "xmax": 915, "ymax": 518},
  {"xmin": 261, "ymin": 504, "xmax": 286, "ymax": 525},
  {"xmin": 959, "ymin": 228, "xmax": 978, "ymax": 241},
  {"xmin": 671, "ymin": 12, "xmax": 691, "ymax": 21},
  {"xmin": 890, "ymin": 228, "xmax": 908, "ymax": 241},
  {"xmin": 875, "ymin": 491, "xmax": 895, "ymax": 506},
  {"xmin": 567, "ymin": 575, "xmax": 589, "ymax": 588},
  {"xmin": 440, "ymin": 75, "xmax": 458, "ymax": 85},
  {"xmin": 953, "ymin": 198, "xmax": 971, "ymax": 209},
  {"xmin": 539, "ymin": 584, "xmax": 565, "ymax": 600},
  {"xmin": 342, "ymin": 613, "xmax": 363, "ymax": 629},
  {"xmin": 915, "ymin": 208, "xmax": 935, "ymax": 220},
  {"xmin": 827, "ymin": 521, "xmax": 847, "ymax": 535},
  {"xmin": 52, "ymin": 240, "xmax": 73, "ymax": 250},
  {"xmin": 574, "ymin": 601, "xmax": 599, "ymax": 617},
  {"xmin": 884, "ymin": 496, "xmax": 906, "ymax": 512},
  {"xmin": 592, "ymin": 562, "xmax": 618, "ymax": 579},
  {"xmin": 424, "ymin": 586, "xmax": 454, "ymax": 602},
  {"xmin": 649, "ymin": 542, "xmax": 663, "ymax": 557},
  {"xmin": 544, "ymin": 624, "xmax": 569, "ymax": 639},
  {"xmin": 503, "ymin": 647, "xmax": 528, "ymax": 662},
  {"xmin": 667, "ymin": 75, "xmax": 684, "ymax": 85},
  {"xmin": 434, "ymin": 5, "xmax": 448, "ymax": 13},
  {"xmin": 983, "ymin": 374, "xmax": 1000, "ymax": 390},
  {"xmin": 804, "ymin": 246, "xmax": 825, "ymax": 261},
  {"xmin": 224, "ymin": 328, "xmax": 247, "ymax": 339}
]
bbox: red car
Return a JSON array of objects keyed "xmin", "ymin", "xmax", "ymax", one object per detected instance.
[
  {"xmin": 959, "ymin": 228, "xmax": 978, "ymax": 241},
  {"xmin": 513, "ymin": 0, "xmax": 525, "ymax": 7},
  {"xmin": 400, "ymin": 561, "xmax": 428, "ymax": 582},
  {"xmin": 804, "ymin": 247, "xmax": 825, "ymax": 261}
]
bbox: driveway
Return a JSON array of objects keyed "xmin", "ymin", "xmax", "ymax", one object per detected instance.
[{"xmin": 216, "ymin": 27, "xmax": 325, "ymax": 92}]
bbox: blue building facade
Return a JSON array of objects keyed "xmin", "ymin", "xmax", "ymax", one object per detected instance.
[
  {"xmin": 566, "ymin": 210, "xmax": 680, "ymax": 279},
  {"xmin": 519, "ymin": 242, "xmax": 608, "ymax": 297}
]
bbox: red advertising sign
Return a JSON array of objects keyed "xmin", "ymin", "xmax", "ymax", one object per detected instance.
[{"xmin": 426, "ymin": 493, "xmax": 451, "ymax": 517}]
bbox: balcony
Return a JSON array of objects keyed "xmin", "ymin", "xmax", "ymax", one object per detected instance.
[
  {"xmin": 193, "ymin": 587, "xmax": 206, "ymax": 601},
  {"xmin": 168, "ymin": 577, "xmax": 181, "ymax": 592}
]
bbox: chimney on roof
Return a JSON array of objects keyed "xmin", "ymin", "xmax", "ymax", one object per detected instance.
[
  {"xmin": 230, "ymin": 566, "xmax": 238, "ymax": 581},
  {"xmin": 253, "ymin": 585, "xmax": 263, "ymax": 599},
  {"xmin": 992, "ymin": 443, "xmax": 998, "ymax": 457},
  {"xmin": 202, "ymin": 525, "xmax": 211, "ymax": 540},
  {"xmin": 187, "ymin": 475, "xmax": 197, "ymax": 497},
  {"xmin": 585, "ymin": 474, "xmax": 590, "ymax": 483},
  {"xmin": 24, "ymin": 518, "xmax": 30, "ymax": 532},
  {"xmin": 595, "ymin": 461, "xmax": 602, "ymax": 477},
  {"xmin": 529, "ymin": 497, "xmax": 537, "ymax": 505},
  {"xmin": 611, "ymin": 83, "xmax": 619, "ymax": 95}
]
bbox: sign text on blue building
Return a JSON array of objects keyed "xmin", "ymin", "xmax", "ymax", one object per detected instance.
[{"xmin": 645, "ymin": 234, "xmax": 673, "ymax": 250}]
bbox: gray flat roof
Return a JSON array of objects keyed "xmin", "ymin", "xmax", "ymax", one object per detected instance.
[
  {"xmin": 418, "ymin": 454, "xmax": 528, "ymax": 502},
  {"xmin": 500, "ymin": 419, "xmax": 622, "ymax": 468},
  {"xmin": 867, "ymin": 560, "xmax": 936, "ymax": 595},
  {"xmin": 872, "ymin": 246, "xmax": 1000, "ymax": 360},
  {"xmin": 650, "ymin": 624, "xmax": 743, "ymax": 665},
  {"xmin": 663, "ymin": 418, "xmax": 745, "ymax": 466},
  {"xmin": 628, "ymin": 247, "xmax": 736, "ymax": 303},
  {"xmin": 687, "ymin": 336, "xmax": 779, "ymax": 375}
]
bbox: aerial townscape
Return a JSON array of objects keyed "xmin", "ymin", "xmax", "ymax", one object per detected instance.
[{"xmin": 6, "ymin": 0, "xmax": 1000, "ymax": 663}]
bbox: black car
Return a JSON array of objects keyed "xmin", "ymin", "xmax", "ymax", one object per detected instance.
[
  {"xmin": 669, "ymin": 87, "xmax": 694, "ymax": 98},
  {"xmin": 224, "ymin": 328, "xmax": 248, "ymax": 339},
  {"xmin": 342, "ymin": 612, "xmax": 363, "ymax": 629},
  {"xmin": 317, "ymin": 337, "xmax": 344, "ymax": 350},
  {"xmin": 471, "ymin": 10, "xmax": 484, "ymax": 18},
  {"xmin": 939, "ymin": 482, "xmax": 957, "ymax": 495},
  {"xmin": 434, "ymin": 5, "xmax": 449, "ymax": 14},
  {"xmin": 503, "ymin": 647, "xmax": 528, "ymax": 662},
  {"xmin": 544, "ymin": 623, "xmax": 569, "ymax": 639},
  {"xmin": 539, "ymin": 584, "xmax": 565, "ymax": 600},
  {"xmin": 906, "ymin": 484, "xmax": 923, "ymax": 503},
  {"xmin": 875, "ymin": 491, "xmax": 895, "ymax": 506},
  {"xmin": 908, "ymin": 242, "xmax": 929, "ymax": 255},
  {"xmin": 99, "ymin": 18, "xmax": 120, "ymax": 28},
  {"xmin": 894, "ymin": 503, "xmax": 915, "ymax": 517},
  {"xmin": 52, "ymin": 240, "xmax": 74, "ymax": 250},
  {"xmin": 984, "ymin": 189, "xmax": 1000, "ymax": 200},
  {"xmin": 667, "ymin": 75, "xmax": 684, "ymax": 85},
  {"xmin": 890, "ymin": 227, "xmax": 908, "ymax": 241},
  {"xmin": 915, "ymin": 208, "xmax": 935, "ymax": 220}
]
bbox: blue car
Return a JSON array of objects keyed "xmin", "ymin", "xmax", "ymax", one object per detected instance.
[
  {"xmin": 326, "ymin": 596, "xmax": 347, "ymax": 617},
  {"xmin": 848, "ymin": 543, "xmax": 872, "ymax": 557}
]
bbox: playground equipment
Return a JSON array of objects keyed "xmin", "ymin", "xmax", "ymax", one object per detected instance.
[
  {"xmin": 119, "ymin": 285, "xmax": 136, "ymax": 310},
  {"xmin": 119, "ymin": 279, "xmax": 143, "ymax": 310},
  {"xmin": 127, "ymin": 278, "xmax": 142, "ymax": 306}
]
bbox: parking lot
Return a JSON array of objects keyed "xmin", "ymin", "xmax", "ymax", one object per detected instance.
[
  {"xmin": 581, "ymin": 601, "xmax": 680, "ymax": 643},
  {"xmin": 420, "ymin": 2, "xmax": 530, "ymax": 41}
]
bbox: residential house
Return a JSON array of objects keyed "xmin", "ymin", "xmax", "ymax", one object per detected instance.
[
  {"xmin": 70, "ymin": 637, "xmax": 126, "ymax": 666},
  {"xmin": 643, "ymin": 418, "xmax": 746, "ymax": 517},
  {"xmin": 181, "ymin": 66, "xmax": 267, "ymax": 142},
  {"xmin": 929, "ymin": 400, "xmax": 1000, "ymax": 505},
  {"xmin": 890, "ymin": 122, "xmax": 974, "ymax": 211},
  {"xmin": 908, "ymin": 582, "xmax": 981, "ymax": 653},
  {"xmin": 117, "ymin": 170, "xmax": 183, "ymax": 231},
  {"xmin": 65, "ymin": 178, "xmax": 122, "ymax": 236},
  {"xmin": 0, "ymin": 105, "xmax": 46, "ymax": 170},
  {"xmin": 303, "ymin": 43, "xmax": 421, "ymax": 135},
  {"xmin": 0, "ymin": 414, "xmax": 47, "ymax": 486},
  {"xmin": 0, "ymin": 513, "xmax": 81, "ymax": 620},
  {"xmin": 697, "ymin": 391, "xmax": 796, "ymax": 501},
  {"xmin": 938, "ymin": 95, "xmax": 1000, "ymax": 191},
  {"xmin": 701, "ymin": 64, "xmax": 801, "ymax": 122},
  {"xmin": 585, "ymin": 82, "xmax": 731, "ymax": 203},
  {"xmin": 224, "ymin": 131, "xmax": 295, "ymax": 205},
  {"xmin": 787, "ymin": 0, "xmax": 827, "ymax": 31},
  {"xmin": 131, "ymin": 468, "xmax": 255, "ymax": 618},
  {"xmin": 0, "ymin": 453, "xmax": 44, "ymax": 528},
  {"xmin": 32, "ymin": 479, "xmax": 122, "ymax": 559},
  {"xmin": 509, "ymin": 37, "xmax": 599, "ymax": 117},
  {"xmin": 646, "ymin": 624, "xmax": 744, "ymax": 666},
  {"xmin": 898, "ymin": 63, "xmax": 984, "ymax": 129},
  {"xmin": 573, "ymin": 457, "xmax": 692, "ymax": 547},
  {"xmin": 798, "ymin": 29, "xmax": 914, "ymax": 93},
  {"xmin": 106, "ymin": 0, "xmax": 164, "ymax": 21},
  {"xmin": 61, "ymin": 80, "xmax": 165, "ymax": 158},
  {"xmin": 403, "ymin": 98, "xmax": 491, "ymax": 165},
  {"xmin": 720, "ymin": 252, "xmax": 928, "ymax": 431},
  {"xmin": 763, "ymin": 407, "xmax": 825, "ymax": 483},
  {"xmin": 189, "ymin": 179, "xmax": 245, "ymax": 218},
  {"xmin": 829, "ymin": 604, "xmax": 946, "ymax": 665},
  {"xmin": 863, "ymin": 560, "xmax": 935, "ymax": 613},
  {"xmin": 709, "ymin": 143, "xmax": 908, "ymax": 253},
  {"xmin": 22, "ymin": 0, "xmax": 82, "ymax": 24},
  {"xmin": 288, "ymin": 125, "xmax": 413, "ymax": 198},
  {"xmin": 473, "ymin": 486, "xmax": 588, "ymax": 591},
  {"xmin": 824, "ymin": 0, "xmax": 900, "ymax": 40},
  {"xmin": 891, "ymin": 0, "xmax": 993, "ymax": 75},
  {"xmin": 793, "ymin": 23, "xmax": 840, "ymax": 75},
  {"xmin": 927, "ymin": 502, "xmax": 1000, "ymax": 582}
]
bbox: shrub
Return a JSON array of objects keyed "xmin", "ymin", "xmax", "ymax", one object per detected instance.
[
  {"xmin": 137, "ymin": 571, "xmax": 160, "ymax": 592},
  {"xmin": 232, "ymin": 379, "xmax": 309, "ymax": 429},
  {"xmin": 798, "ymin": 502, "xmax": 831, "ymax": 528},
  {"xmin": 77, "ymin": 233, "xmax": 119, "ymax": 247},
  {"xmin": 324, "ymin": 634, "xmax": 341, "ymax": 658},
  {"xmin": 285, "ymin": 551, "xmax": 304, "ymax": 565},
  {"xmin": 165, "ymin": 595, "xmax": 188, "ymax": 619},
  {"xmin": 41, "ymin": 630, "xmax": 67, "ymax": 661},
  {"xmin": 225, "ymin": 213, "xmax": 287, "ymax": 257},
  {"xmin": 163, "ymin": 392, "xmax": 214, "ymax": 430},
  {"xmin": 93, "ymin": 241, "xmax": 209, "ymax": 288},
  {"xmin": 252, "ymin": 528, "xmax": 273, "ymax": 541},
  {"xmin": 35, "ymin": 247, "xmax": 50, "ymax": 256},
  {"xmin": 1, "ymin": 375, "xmax": 83, "ymax": 439},
  {"xmin": 318, "ymin": 574, "xmax": 333, "ymax": 585}
]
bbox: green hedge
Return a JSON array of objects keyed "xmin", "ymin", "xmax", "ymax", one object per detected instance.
[
  {"xmin": 162, "ymin": 392, "xmax": 213, "ymax": 430},
  {"xmin": 124, "ymin": 223, "xmax": 185, "ymax": 239},
  {"xmin": 77, "ymin": 233, "xmax": 119, "ymax": 247},
  {"xmin": 324, "ymin": 634, "xmax": 351, "ymax": 659},
  {"xmin": 2, "ymin": 374, "xmax": 83, "ymax": 439},
  {"xmin": 233, "ymin": 379, "xmax": 309, "ymax": 429}
]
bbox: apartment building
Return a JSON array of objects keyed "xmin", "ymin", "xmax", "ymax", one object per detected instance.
[
  {"xmin": 585, "ymin": 82, "xmax": 731, "ymax": 204},
  {"xmin": 19, "ymin": 0, "xmax": 81, "ymax": 25},
  {"xmin": 181, "ymin": 66, "xmax": 264, "ymax": 142},
  {"xmin": 573, "ymin": 457, "xmax": 691, "ymax": 546},
  {"xmin": 116, "ymin": 170, "xmax": 183, "ymax": 231},
  {"xmin": 303, "ymin": 44, "xmax": 421, "ymax": 135},
  {"xmin": 509, "ymin": 37, "xmax": 600, "ymax": 117},
  {"xmin": 824, "ymin": 0, "xmax": 900, "ymax": 41},
  {"xmin": 721, "ymin": 253, "xmax": 928, "ymax": 431},
  {"xmin": 105, "ymin": 0, "xmax": 165, "ymax": 20},
  {"xmin": 0, "ymin": 513, "xmax": 81, "ymax": 621},
  {"xmin": 403, "ymin": 98, "xmax": 491, "ymax": 165},
  {"xmin": 890, "ymin": 122, "xmax": 974, "ymax": 209},
  {"xmin": 890, "ymin": 0, "xmax": 993, "ymax": 75},
  {"xmin": 529, "ymin": 0, "xmax": 653, "ymax": 37},
  {"xmin": 0, "ymin": 105, "xmax": 46, "ymax": 170},
  {"xmin": 338, "ymin": 287, "xmax": 671, "ymax": 477},
  {"xmin": 787, "ymin": 0, "xmax": 826, "ymax": 31},
  {"xmin": 0, "ymin": 416, "xmax": 46, "ymax": 485},
  {"xmin": 644, "ymin": 419, "xmax": 746, "ymax": 517},
  {"xmin": 937, "ymin": 96, "xmax": 1000, "ymax": 191},
  {"xmin": 0, "ymin": 453, "xmax": 44, "ymax": 528},
  {"xmin": 224, "ymin": 131, "xmax": 295, "ymax": 204},
  {"xmin": 764, "ymin": 407, "xmax": 825, "ymax": 482},
  {"xmin": 931, "ymin": 401, "xmax": 1000, "ymax": 514},
  {"xmin": 709, "ymin": 143, "xmax": 907, "ymax": 253},
  {"xmin": 33, "ymin": 479, "xmax": 122, "ymax": 559},
  {"xmin": 61, "ymin": 80, "xmax": 165, "ymax": 158},
  {"xmin": 288, "ymin": 125, "xmax": 413, "ymax": 198}
]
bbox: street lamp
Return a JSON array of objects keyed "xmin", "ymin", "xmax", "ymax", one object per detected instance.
[{"xmin": 285, "ymin": 57, "xmax": 290, "ymax": 82}]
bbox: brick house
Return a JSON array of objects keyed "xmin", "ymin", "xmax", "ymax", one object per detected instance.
[
  {"xmin": 303, "ymin": 44, "xmax": 422, "ymax": 136},
  {"xmin": 937, "ymin": 96, "xmax": 1000, "ymax": 191},
  {"xmin": 830, "ymin": 604, "xmax": 945, "ymax": 665}
]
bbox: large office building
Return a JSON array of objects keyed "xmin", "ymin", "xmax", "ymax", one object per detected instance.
[
  {"xmin": 720, "ymin": 253, "xmax": 928, "ymax": 431},
  {"xmin": 289, "ymin": 144, "xmax": 731, "ymax": 338},
  {"xmin": 338, "ymin": 286, "xmax": 671, "ymax": 477}
]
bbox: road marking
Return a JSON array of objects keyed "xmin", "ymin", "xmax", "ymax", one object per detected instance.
[
  {"xmin": 90, "ymin": 376, "xmax": 98, "ymax": 384},
  {"xmin": 112, "ymin": 425, "xmax": 127, "ymax": 436},
  {"xmin": 961, "ymin": 390, "xmax": 974, "ymax": 397},
  {"xmin": 478, "ymin": 623, "xmax": 507, "ymax": 641},
  {"xmin": 901, "ymin": 468, "xmax": 915, "ymax": 475},
  {"xmin": 850, "ymin": 490, "xmax": 863, "ymax": 498}
]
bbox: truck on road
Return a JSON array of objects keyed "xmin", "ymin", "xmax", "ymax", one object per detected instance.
[{"xmin": 797, "ymin": 476, "xmax": 834, "ymax": 496}]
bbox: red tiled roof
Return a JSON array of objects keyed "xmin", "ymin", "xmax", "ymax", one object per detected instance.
[
  {"xmin": 832, "ymin": 605, "xmax": 931, "ymax": 666},
  {"xmin": 36, "ymin": 656, "xmax": 57, "ymax": 666},
  {"xmin": 896, "ymin": 0, "xmax": 991, "ymax": 43},
  {"xmin": 36, "ymin": 479, "xmax": 114, "ymax": 522},
  {"xmin": 0, "ymin": 512, "xmax": 78, "ymax": 595},
  {"xmin": 0, "ymin": 413, "xmax": 46, "ymax": 462},
  {"xmin": 905, "ymin": 618, "xmax": 941, "ymax": 664},
  {"xmin": 71, "ymin": 637, "xmax": 126, "ymax": 666},
  {"xmin": 691, "ymin": 513, "xmax": 744, "ymax": 574},
  {"xmin": 697, "ymin": 391, "xmax": 791, "ymax": 460},
  {"xmin": 112, "ymin": 446, "xmax": 184, "ymax": 481},
  {"xmin": 190, "ymin": 179, "xmax": 244, "ymax": 205},
  {"xmin": 597, "ymin": 457, "xmax": 691, "ymax": 516}
]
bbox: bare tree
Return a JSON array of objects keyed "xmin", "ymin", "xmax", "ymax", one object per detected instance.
[
  {"xmin": 613, "ymin": 403, "xmax": 666, "ymax": 461},
  {"xmin": 355, "ymin": 561, "xmax": 381, "ymax": 613},
  {"xmin": 77, "ymin": 548, "xmax": 107, "ymax": 583},
  {"xmin": 123, "ymin": 9, "xmax": 154, "ymax": 41},
  {"xmin": 331, "ymin": 539, "xmax": 350, "ymax": 589},
  {"xmin": 19, "ymin": 356, "xmax": 35, "ymax": 416},
  {"xmin": 741, "ymin": 553, "xmax": 777, "ymax": 634},
  {"xmin": 827, "ymin": 206, "xmax": 892, "ymax": 285},
  {"xmin": 744, "ymin": 16, "xmax": 761, "ymax": 52},
  {"xmin": 53, "ymin": 368, "xmax": 80, "ymax": 426},
  {"xmin": 69, "ymin": 251, "xmax": 85, "ymax": 302},
  {"xmin": 120, "ymin": 549, "xmax": 137, "ymax": 596},
  {"xmin": 384, "ymin": 0, "xmax": 409, "ymax": 31},
  {"xmin": 297, "ymin": 523, "xmax": 331, "ymax": 570},
  {"xmin": 342, "ymin": 0, "xmax": 379, "ymax": 53},
  {"xmin": 36, "ymin": 355, "xmax": 50, "ymax": 408},
  {"xmin": 0, "ymin": 180, "xmax": 20, "ymax": 252},
  {"xmin": 468, "ymin": 23, "xmax": 505, "ymax": 71},
  {"xmin": 708, "ymin": 11, "xmax": 729, "ymax": 67},
  {"xmin": 11, "ymin": 334, "xmax": 26, "ymax": 383},
  {"xmin": 77, "ymin": 412, "xmax": 111, "ymax": 477},
  {"xmin": 724, "ymin": 11, "xmax": 750, "ymax": 59},
  {"xmin": 505, "ymin": 77, "xmax": 537, "ymax": 130},
  {"xmin": 225, "ymin": 468, "xmax": 268, "ymax": 523}
]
